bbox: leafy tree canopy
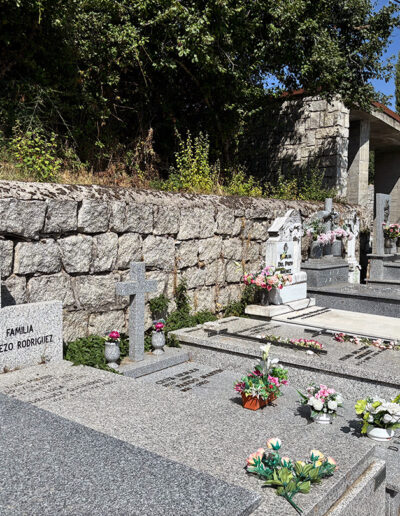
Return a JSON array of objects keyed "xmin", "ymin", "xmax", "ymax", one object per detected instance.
[{"xmin": 1, "ymin": 0, "xmax": 399, "ymax": 169}]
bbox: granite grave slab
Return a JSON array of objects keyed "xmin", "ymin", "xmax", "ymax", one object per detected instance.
[
  {"xmin": 0, "ymin": 362, "xmax": 381, "ymax": 516},
  {"xmin": 171, "ymin": 317, "xmax": 400, "ymax": 389},
  {"xmin": 0, "ymin": 391, "xmax": 261, "ymax": 516}
]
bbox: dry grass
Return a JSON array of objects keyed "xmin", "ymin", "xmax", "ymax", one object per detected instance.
[{"xmin": 0, "ymin": 160, "xmax": 151, "ymax": 188}]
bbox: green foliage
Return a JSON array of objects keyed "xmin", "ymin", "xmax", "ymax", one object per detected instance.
[
  {"xmin": 65, "ymin": 334, "xmax": 129, "ymax": 372},
  {"xmin": 8, "ymin": 128, "xmax": 61, "ymax": 182},
  {"xmin": 163, "ymin": 132, "xmax": 219, "ymax": 194},
  {"xmin": 149, "ymin": 294, "xmax": 169, "ymax": 320},
  {"xmin": 396, "ymin": 51, "xmax": 400, "ymax": 114},
  {"xmin": 225, "ymin": 168, "xmax": 263, "ymax": 197},
  {"xmin": 266, "ymin": 170, "xmax": 337, "ymax": 202},
  {"xmin": 224, "ymin": 285, "xmax": 257, "ymax": 317},
  {"xmin": 1, "ymin": 0, "xmax": 398, "ymax": 174}
]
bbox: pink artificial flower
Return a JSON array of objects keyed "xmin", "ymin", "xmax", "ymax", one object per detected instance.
[{"xmin": 108, "ymin": 330, "xmax": 120, "ymax": 340}]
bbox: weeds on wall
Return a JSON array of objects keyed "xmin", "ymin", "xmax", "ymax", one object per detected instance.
[{"xmin": 0, "ymin": 124, "xmax": 337, "ymax": 202}]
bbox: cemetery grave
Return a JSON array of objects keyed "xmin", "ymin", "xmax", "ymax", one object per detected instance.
[{"xmin": 0, "ymin": 200, "xmax": 399, "ymax": 515}]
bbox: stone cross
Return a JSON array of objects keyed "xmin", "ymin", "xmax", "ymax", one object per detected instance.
[{"xmin": 116, "ymin": 262, "xmax": 157, "ymax": 362}]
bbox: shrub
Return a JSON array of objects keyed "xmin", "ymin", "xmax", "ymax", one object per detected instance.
[
  {"xmin": 8, "ymin": 127, "xmax": 62, "ymax": 182},
  {"xmin": 162, "ymin": 132, "xmax": 220, "ymax": 194},
  {"xmin": 225, "ymin": 167, "xmax": 263, "ymax": 197},
  {"xmin": 65, "ymin": 334, "xmax": 129, "ymax": 372}
]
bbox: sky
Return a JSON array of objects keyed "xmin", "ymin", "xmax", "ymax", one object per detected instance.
[{"xmin": 371, "ymin": 0, "xmax": 400, "ymax": 109}]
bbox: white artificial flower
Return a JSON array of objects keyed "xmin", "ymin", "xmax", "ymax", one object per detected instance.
[
  {"xmin": 367, "ymin": 415, "xmax": 374, "ymax": 423},
  {"xmin": 328, "ymin": 400, "xmax": 338, "ymax": 411},
  {"xmin": 308, "ymin": 396, "xmax": 316, "ymax": 406},
  {"xmin": 313, "ymin": 399, "xmax": 324, "ymax": 412},
  {"xmin": 383, "ymin": 414, "xmax": 395, "ymax": 424},
  {"xmin": 260, "ymin": 344, "xmax": 271, "ymax": 355},
  {"xmin": 306, "ymin": 350, "xmax": 314, "ymax": 355}
]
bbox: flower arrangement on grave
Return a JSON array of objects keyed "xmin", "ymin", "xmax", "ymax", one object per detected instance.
[
  {"xmin": 334, "ymin": 333, "xmax": 399, "ymax": 350},
  {"xmin": 242, "ymin": 266, "xmax": 292, "ymax": 291},
  {"xmin": 106, "ymin": 330, "xmax": 121, "ymax": 343},
  {"xmin": 304, "ymin": 220, "xmax": 325, "ymax": 242},
  {"xmin": 151, "ymin": 319, "xmax": 166, "ymax": 354},
  {"xmin": 298, "ymin": 383, "xmax": 343, "ymax": 424},
  {"xmin": 382, "ymin": 223, "xmax": 400, "ymax": 239},
  {"xmin": 104, "ymin": 330, "xmax": 121, "ymax": 370},
  {"xmin": 152, "ymin": 319, "xmax": 166, "ymax": 332},
  {"xmin": 332, "ymin": 226, "xmax": 354, "ymax": 241},
  {"xmin": 246, "ymin": 438, "xmax": 337, "ymax": 514},
  {"xmin": 234, "ymin": 344, "xmax": 288, "ymax": 410},
  {"xmin": 355, "ymin": 395, "xmax": 400, "ymax": 440},
  {"xmin": 258, "ymin": 334, "xmax": 324, "ymax": 352}
]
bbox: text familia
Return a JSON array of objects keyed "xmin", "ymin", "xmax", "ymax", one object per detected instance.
[{"xmin": 1, "ymin": 325, "xmax": 54, "ymax": 353}]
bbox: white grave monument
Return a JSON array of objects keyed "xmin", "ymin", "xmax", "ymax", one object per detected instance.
[{"xmin": 246, "ymin": 209, "xmax": 315, "ymax": 317}]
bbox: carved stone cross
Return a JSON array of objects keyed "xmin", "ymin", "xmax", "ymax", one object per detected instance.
[{"xmin": 116, "ymin": 262, "xmax": 157, "ymax": 362}]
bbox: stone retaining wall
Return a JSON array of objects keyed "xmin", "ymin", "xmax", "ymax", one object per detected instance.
[{"xmin": 0, "ymin": 181, "xmax": 362, "ymax": 342}]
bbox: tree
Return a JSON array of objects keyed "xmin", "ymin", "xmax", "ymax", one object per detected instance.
[
  {"xmin": 396, "ymin": 51, "xmax": 400, "ymax": 113},
  {"xmin": 1, "ymin": 0, "xmax": 399, "ymax": 169}
]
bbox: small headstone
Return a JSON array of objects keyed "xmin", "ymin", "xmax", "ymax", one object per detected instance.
[
  {"xmin": 0, "ymin": 263, "xmax": 63, "ymax": 371},
  {"xmin": 0, "ymin": 301, "xmax": 63, "ymax": 371},
  {"xmin": 116, "ymin": 262, "xmax": 157, "ymax": 362}
]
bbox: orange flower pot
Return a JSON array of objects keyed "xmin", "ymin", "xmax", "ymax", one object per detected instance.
[
  {"xmin": 241, "ymin": 393, "xmax": 267, "ymax": 411},
  {"xmin": 267, "ymin": 393, "xmax": 277, "ymax": 404}
]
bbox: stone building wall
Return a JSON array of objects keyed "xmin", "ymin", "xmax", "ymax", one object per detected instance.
[
  {"xmin": 268, "ymin": 96, "xmax": 349, "ymax": 196},
  {"xmin": 0, "ymin": 181, "xmax": 361, "ymax": 342}
]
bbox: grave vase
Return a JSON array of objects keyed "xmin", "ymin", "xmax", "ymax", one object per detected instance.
[
  {"xmin": 268, "ymin": 287, "xmax": 282, "ymax": 305},
  {"xmin": 366, "ymin": 426, "xmax": 394, "ymax": 441},
  {"xmin": 152, "ymin": 331, "xmax": 165, "ymax": 355},
  {"xmin": 104, "ymin": 341, "xmax": 120, "ymax": 370},
  {"xmin": 384, "ymin": 237, "xmax": 393, "ymax": 254},
  {"xmin": 313, "ymin": 412, "xmax": 332, "ymax": 425},
  {"xmin": 241, "ymin": 393, "xmax": 266, "ymax": 411},
  {"xmin": 259, "ymin": 289, "xmax": 270, "ymax": 306},
  {"xmin": 310, "ymin": 241, "xmax": 323, "ymax": 259},
  {"xmin": 332, "ymin": 239, "xmax": 343, "ymax": 257}
]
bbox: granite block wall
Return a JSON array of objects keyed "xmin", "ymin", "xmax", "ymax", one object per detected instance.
[
  {"xmin": 267, "ymin": 95, "xmax": 350, "ymax": 197},
  {"xmin": 0, "ymin": 181, "xmax": 361, "ymax": 342}
]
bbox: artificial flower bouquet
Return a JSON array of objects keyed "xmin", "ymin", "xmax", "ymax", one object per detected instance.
[
  {"xmin": 106, "ymin": 330, "xmax": 121, "ymax": 343},
  {"xmin": 152, "ymin": 319, "xmax": 166, "ymax": 332},
  {"xmin": 234, "ymin": 344, "xmax": 288, "ymax": 409},
  {"xmin": 355, "ymin": 395, "xmax": 400, "ymax": 434},
  {"xmin": 298, "ymin": 383, "xmax": 343, "ymax": 421},
  {"xmin": 382, "ymin": 223, "xmax": 400, "ymax": 239},
  {"xmin": 246, "ymin": 438, "xmax": 337, "ymax": 514},
  {"xmin": 242, "ymin": 265, "xmax": 292, "ymax": 291},
  {"xmin": 305, "ymin": 220, "xmax": 354, "ymax": 245},
  {"xmin": 334, "ymin": 332, "xmax": 398, "ymax": 350}
]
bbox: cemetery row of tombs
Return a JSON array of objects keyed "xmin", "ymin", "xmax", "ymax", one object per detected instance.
[{"xmin": 0, "ymin": 180, "xmax": 399, "ymax": 515}]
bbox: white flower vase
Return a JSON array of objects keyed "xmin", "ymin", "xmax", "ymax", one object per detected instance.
[
  {"xmin": 152, "ymin": 331, "xmax": 165, "ymax": 355},
  {"xmin": 104, "ymin": 341, "xmax": 120, "ymax": 370},
  {"xmin": 268, "ymin": 288, "xmax": 282, "ymax": 305},
  {"xmin": 366, "ymin": 426, "xmax": 394, "ymax": 441},
  {"xmin": 313, "ymin": 412, "xmax": 332, "ymax": 425}
]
